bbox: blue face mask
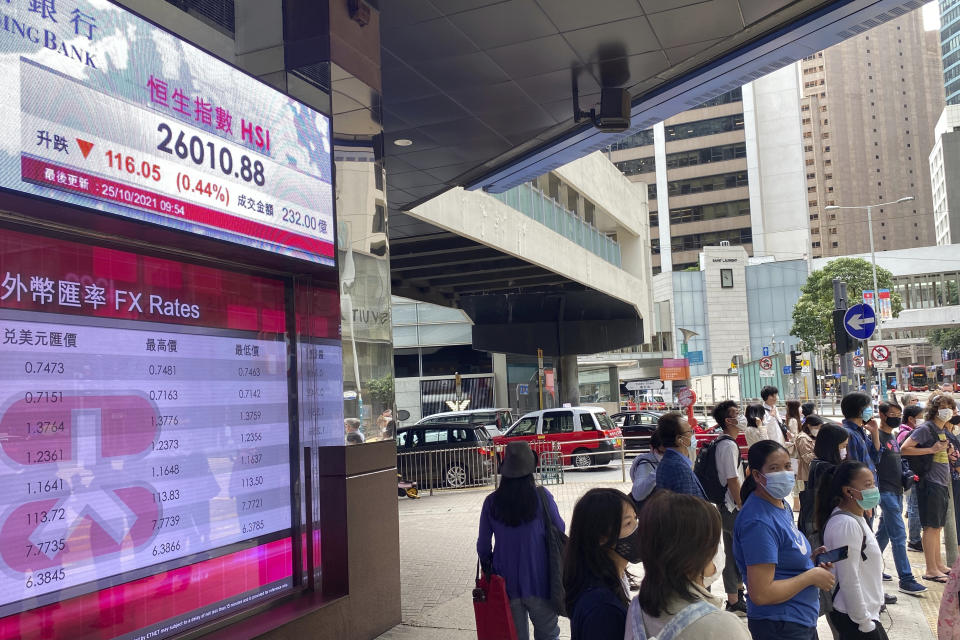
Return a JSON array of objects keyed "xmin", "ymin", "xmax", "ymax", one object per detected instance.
[
  {"xmin": 861, "ymin": 407, "xmax": 874, "ymax": 422},
  {"xmin": 760, "ymin": 470, "xmax": 795, "ymax": 500}
]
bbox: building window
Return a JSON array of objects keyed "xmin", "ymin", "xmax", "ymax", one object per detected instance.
[
  {"xmin": 609, "ymin": 128, "xmax": 655, "ymax": 151},
  {"xmin": 669, "ymin": 228, "xmax": 753, "ymax": 253},
  {"xmin": 669, "ymin": 200, "xmax": 751, "ymax": 225},
  {"xmin": 667, "ymin": 171, "xmax": 748, "ymax": 197},
  {"xmin": 614, "ymin": 156, "xmax": 656, "ymax": 176},
  {"xmin": 664, "ymin": 142, "xmax": 747, "ymax": 169},
  {"xmin": 663, "ymin": 114, "xmax": 745, "ymax": 141}
]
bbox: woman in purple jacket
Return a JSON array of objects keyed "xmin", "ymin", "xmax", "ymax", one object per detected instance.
[{"xmin": 478, "ymin": 442, "xmax": 565, "ymax": 640}]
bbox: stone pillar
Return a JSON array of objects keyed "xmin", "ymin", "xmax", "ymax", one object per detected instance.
[
  {"xmin": 608, "ymin": 366, "xmax": 620, "ymax": 405},
  {"xmin": 493, "ymin": 353, "xmax": 509, "ymax": 408},
  {"xmin": 558, "ymin": 354, "xmax": 579, "ymax": 406}
]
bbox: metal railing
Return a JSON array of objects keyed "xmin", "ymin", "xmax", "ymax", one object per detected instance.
[
  {"xmin": 397, "ymin": 444, "xmax": 496, "ymax": 495},
  {"xmin": 490, "ymin": 183, "xmax": 622, "ymax": 267},
  {"xmin": 397, "ymin": 435, "xmax": 652, "ymax": 497}
]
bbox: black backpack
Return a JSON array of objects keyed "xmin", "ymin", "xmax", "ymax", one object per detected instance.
[
  {"xmin": 904, "ymin": 423, "xmax": 935, "ymax": 479},
  {"xmin": 694, "ymin": 435, "xmax": 735, "ymax": 506}
]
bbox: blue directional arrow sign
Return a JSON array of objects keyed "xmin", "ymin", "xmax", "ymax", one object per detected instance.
[{"xmin": 843, "ymin": 303, "xmax": 877, "ymax": 340}]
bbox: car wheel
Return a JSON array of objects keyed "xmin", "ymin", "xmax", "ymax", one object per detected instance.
[
  {"xmin": 445, "ymin": 464, "xmax": 468, "ymax": 488},
  {"xmin": 572, "ymin": 449, "xmax": 592, "ymax": 469}
]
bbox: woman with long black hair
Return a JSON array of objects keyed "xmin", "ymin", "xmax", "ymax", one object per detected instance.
[
  {"xmin": 743, "ymin": 403, "xmax": 768, "ymax": 448},
  {"xmin": 798, "ymin": 423, "xmax": 849, "ymax": 539},
  {"xmin": 563, "ymin": 487, "xmax": 640, "ymax": 640},
  {"xmin": 477, "ymin": 442, "xmax": 564, "ymax": 640},
  {"xmin": 817, "ymin": 461, "xmax": 888, "ymax": 639},
  {"xmin": 733, "ymin": 441, "xmax": 835, "ymax": 640}
]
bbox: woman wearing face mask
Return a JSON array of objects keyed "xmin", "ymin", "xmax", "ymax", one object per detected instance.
[
  {"xmin": 734, "ymin": 441, "xmax": 836, "ymax": 640},
  {"xmin": 786, "ymin": 401, "xmax": 803, "ymax": 441},
  {"xmin": 743, "ymin": 403, "xmax": 769, "ymax": 448},
  {"xmin": 901, "ymin": 393, "xmax": 957, "ymax": 582},
  {"xmin": 818, "ymin": 461, "xmax": 888, "ymax": 639},
  {"xmin": 624, "ymin": 491, "xmax": 751, "ymax": 640},
  {"xmin": 798, "ymin": 423, "xmax": 849, "ymax": 540},
  {"xmin": 794, "ymin": 415, "xmax": 822, "ymax": 494},
  {"xmin": 564, "ymin": 488, "xmax": 640, "ymax": 640}
]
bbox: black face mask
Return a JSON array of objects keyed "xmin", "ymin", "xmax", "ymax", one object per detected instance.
[
  {"xmin": 951, "ymin": 415, "xmax": 960, "ymax": 426},
  {"xmin": 614, "ymin": 526, "xmax": 642, "ymax": 564},
  {"xmin": 885, "ymin": 416, "xmax": 902, "ymax": 429}
]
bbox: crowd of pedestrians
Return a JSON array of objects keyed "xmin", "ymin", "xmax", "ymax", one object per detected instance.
[{"xmin": 476, "ymin": 387, "xmax": 960, "ymax": 640}]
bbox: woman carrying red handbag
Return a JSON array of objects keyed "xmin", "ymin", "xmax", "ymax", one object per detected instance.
[{"xmin": 478, "ymin": 441, "xmax": 565, "ymax": 640}]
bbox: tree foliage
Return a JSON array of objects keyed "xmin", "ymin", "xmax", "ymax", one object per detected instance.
[
  {"xmin": 790, "ymin": 258, "xmax": 902, "ymax": 352},
  {"xmin": 367, "ymin": 374, "xmax": 394, "ymax": 405},
  {"xmin": 930, "ymin": 328, "xmax": 960, "ymax": 353}
]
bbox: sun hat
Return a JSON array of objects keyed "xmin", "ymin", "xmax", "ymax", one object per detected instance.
[{"xmin": 500, "ymin": 441, "xmax": 537, "ymax": 478}]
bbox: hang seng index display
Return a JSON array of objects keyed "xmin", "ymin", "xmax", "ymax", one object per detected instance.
[{"xmin": 0, "ymin": 313, "xmax": 291, "ymax": 614}]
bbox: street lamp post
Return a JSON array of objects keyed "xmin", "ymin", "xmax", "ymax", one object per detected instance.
[{"xmin": 825, "ymin": 196, "xmax": 914, "ymax": 400}]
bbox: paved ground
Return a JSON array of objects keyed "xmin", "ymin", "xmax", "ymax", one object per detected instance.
[{"xmin": 378, "ymin": 469, "xmax": 939, "ymax": 640}]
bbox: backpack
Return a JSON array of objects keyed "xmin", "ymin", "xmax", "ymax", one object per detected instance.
[
  {"xmin": 694, "ymin": 435, "xmax": 735, "ymax": 506},
  {"xmin": 903, "ymin": 423, "xmax": 935, "ymax": 479},
  {"xmin": 798, "ymin": 459, "xmax": 833, "ymax": 537},
  {"xmin": 626, "ymin": 598, "xmax": 715, "ymax": 640},
  {"xmin": 631, "ymin": 457, "xmax": 660, "ymax": 512}
]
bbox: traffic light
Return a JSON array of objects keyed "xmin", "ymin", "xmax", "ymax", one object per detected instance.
[
  {"xmin": 790, "ymin": 350, "xmax": 801, "ymax": 374},
  {"xmin": 833, "ymin": 308, "xmax": 853, "ymax": 355}
]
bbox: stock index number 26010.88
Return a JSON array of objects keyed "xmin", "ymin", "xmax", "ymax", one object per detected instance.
[{"xmin": 157, "ymin": 123, "xmax": 265, "ymax": 187}]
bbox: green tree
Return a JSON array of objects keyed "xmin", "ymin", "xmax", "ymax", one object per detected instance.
[
  {"xmin": 930, "ymin": 328, "xmax": 960, "ymax": 352},
  {"xmin": 790, "ymin": 257, "xmax": 902, "ymax": 352},
  {"xmin": 366, "ymin": 374, "xmax": 394, "ymax": 406}
]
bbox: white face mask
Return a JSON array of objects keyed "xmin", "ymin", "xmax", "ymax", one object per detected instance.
[
  {"xmin": 839, "ymin": 447, "xmax": 847, "ymax": 460},
  {"xmin": 702, "ymin": 544, "xmax": 724, "ymax": 588},
  {"xmin": 810, "ymin": 427, "xmax": 820, "ymax": 436},
  {"xmin": 687, "ymin": 433, "xmax": 698, "ymax": 460},
  {"xmin": 736, "ymin": 415, "xmax": 748, "ymax": 429},
  {"xmin": 939, "ymin": 408, "xmax": 955, "ymax": 422}
]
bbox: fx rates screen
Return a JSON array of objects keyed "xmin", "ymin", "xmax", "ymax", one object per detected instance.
[{"xmin": 0, "ymin": 312, "xmax": 291, "ymax": 615}]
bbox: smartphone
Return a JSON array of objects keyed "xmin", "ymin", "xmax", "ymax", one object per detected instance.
[{"xmin": 816, "ymin": 545, "xmax": 849, "ymax": 565}]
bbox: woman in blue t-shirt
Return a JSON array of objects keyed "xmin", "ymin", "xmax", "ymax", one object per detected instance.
[{"xmin": 734, "ymin": 441, "xmax": 836, "ymax": 640}]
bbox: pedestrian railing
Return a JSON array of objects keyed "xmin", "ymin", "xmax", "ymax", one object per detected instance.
[
  {"xmin": 396, "ymin": 444, "xmax": 496, "ymax": 495},
  {"xmin": 396, "ymin": 435, "xmax": 672, "ymax": 497}
]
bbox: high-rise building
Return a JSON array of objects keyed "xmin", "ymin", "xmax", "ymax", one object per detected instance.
[
  {"xmin": 942, "ymin": 0, "xmax": 960, "ymax": 104},
  {"xmin": 609, "ymin": 66, "xmax": 809, "ymax": 273},
  {"xmin": 801, "ymin": 8, "xmax": 944, "ymax": 258},
  {"xmin": 929, "ymin": 105, "xmax": 960, "ymax": 244}
]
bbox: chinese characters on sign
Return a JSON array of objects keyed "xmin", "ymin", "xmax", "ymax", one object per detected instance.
[
  {"xmin": 147, "ymin": 73, "xmax": 271, "ymax": 153},
  {"xmin": 1, "ymin": 272, "xmax": 200, "ymax": 319}
]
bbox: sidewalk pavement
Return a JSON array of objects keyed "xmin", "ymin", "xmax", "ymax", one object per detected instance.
[{"xmin": 378, "ymin": 475, "xmax": 939, "ymax": 640}]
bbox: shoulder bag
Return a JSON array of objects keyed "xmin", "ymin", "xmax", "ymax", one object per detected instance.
[{"xmin": 538, "ymin": 487, "xmax": 569, "ymax": 616}]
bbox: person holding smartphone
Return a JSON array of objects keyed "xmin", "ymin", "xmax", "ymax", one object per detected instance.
[
  {"xmin": 818, "ymin": 461, "xmax": 887, "ymax": 639},
  {"xmin": 733, "ymin": 441, "xmax": 835, "ymax": 640}
]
